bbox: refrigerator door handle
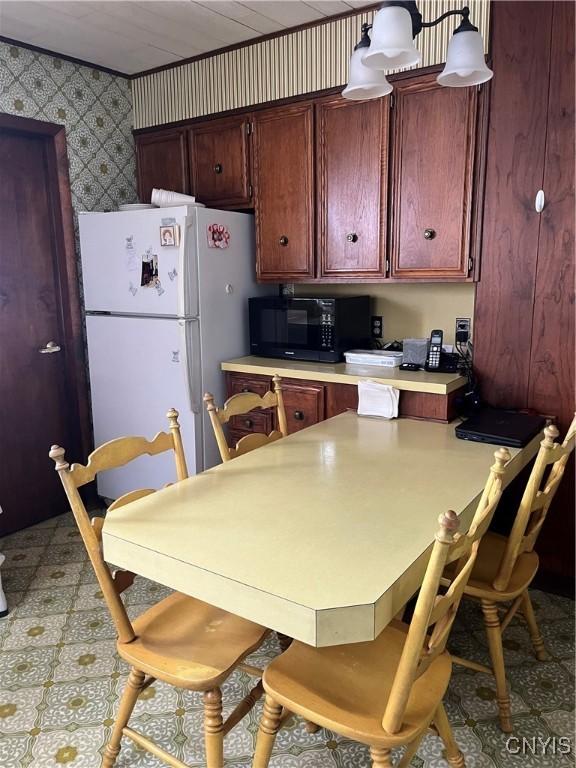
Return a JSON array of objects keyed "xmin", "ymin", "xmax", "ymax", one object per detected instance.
[{"xmin": 179, "ymin": 318, "xmax": 202, "ymax": 414}]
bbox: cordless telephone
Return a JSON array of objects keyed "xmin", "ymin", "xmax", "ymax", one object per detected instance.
[{"xmin": 425, "ymin": 330, "xmax": 443, "ymax": 371}]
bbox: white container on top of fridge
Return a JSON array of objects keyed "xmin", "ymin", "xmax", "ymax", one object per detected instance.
[{"xmin": 79, "ymin": 206, "xmax": 267, "ymax": 500}]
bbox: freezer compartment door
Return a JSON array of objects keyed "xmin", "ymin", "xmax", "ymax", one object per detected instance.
[
  {"xmin": 86, "ymin": 314, "xmax": 201, "ymax": 499},
  {"xmin": 79, "ymin": 207, "xmax": 198, "ymax": 317}
]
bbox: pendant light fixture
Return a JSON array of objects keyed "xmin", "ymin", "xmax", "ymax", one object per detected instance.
[
  {"xmin": 342, "ymin": 24, "xmax": 393, "ymax": 101},
  {"xmin": 343, "ymin": 1, "xmax": 492, "ymax": 101}
]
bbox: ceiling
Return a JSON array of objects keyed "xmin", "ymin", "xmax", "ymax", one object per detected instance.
[{"xmin": 0, "ymin": 1, "xmax": 375, "ymax": 75}]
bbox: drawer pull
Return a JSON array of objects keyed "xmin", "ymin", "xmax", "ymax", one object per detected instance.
[
  {"xmin": 423, "ymin": 228, "xmax": 436, "ymax": 240},
  {"xmin": 244, "ymin": 418, "xmax": 254, "ymax": 429},
  {"xmin": 346, "ymin": 232, "xmax": 358, "ymax": 243},
  {"xmin": 279, "ymin": 235, "xmax": 289, "ymax": 247},
  {"xmin": 214, "ymin": 163, "xmax": 223, "ymax": 174},
  {"xmin": 293, "ymin": 411, "xmax": 304, "ymax": 421},
  {"xmin": 241, "ymin": 387, "xmax": 250, "ymax": 393}
]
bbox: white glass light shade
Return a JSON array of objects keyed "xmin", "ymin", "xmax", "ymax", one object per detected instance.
[
  {"xmin": 362, "ymin": 6, "xmax": 421, "ymax": 71},
  {"xmin": 437, "ymin": 30, "xmax": 493, "ymax": 87},
  {"xmin": 342, "ymin": 47, "xmax": 393, "ymax": 101}
]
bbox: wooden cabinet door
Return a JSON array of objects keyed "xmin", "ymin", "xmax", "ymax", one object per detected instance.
[
  {"xmin": 253, "ymin": 103, "xmax": 315, "ymax": 281},
  {"xmin": 390, "ymin": 75, "xmax": 478, "ymax": 280},
  {"xmin": 135, "ymin": 129, "xmax": 189, "ymax": 204},
  {"xmin": 317, "ymin": 96, "xmax": 389, "ymax": 279},
  {"xmin": 190, "ymin": 115, "xmax": 252, "ymax": 208}
]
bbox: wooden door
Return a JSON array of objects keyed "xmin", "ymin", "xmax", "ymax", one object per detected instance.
[
  {"xmin": 526, "ymin": 0, "xmax": 575, "ymax": 590},
  {"xmin": 389, "ymin": 74, "xmax": 478, "ymax": 280},
  {"xmin": 316, "ymin": 96, "xmax": 389, "ymax": 279},
  {"xmin": 0, "ymin": 120, "xmax": 89, "ymax": 536},
  {"xmin": 190, "ymin": 115, "xmax": 252, "ymax": 208},
  {"xmin": 474, "ymin": 2, "xmax": 553, "ymax": 407},
  {"xmin": 253, "ymin": 103, "xmax": 315, "ymax": 281},
  {"xmin": 135, "ymin": 128, "xmax": 189, "ymax": 204}
]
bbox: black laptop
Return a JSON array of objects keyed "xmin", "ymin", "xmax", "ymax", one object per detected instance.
[{"xmin": 455, "ymin": 408, "xmax": 547, "ymax": 448}]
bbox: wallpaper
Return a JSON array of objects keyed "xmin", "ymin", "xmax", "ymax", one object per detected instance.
[{"xmin": 0, "ymin": 42, "xmax": 137, "ymax": 216}]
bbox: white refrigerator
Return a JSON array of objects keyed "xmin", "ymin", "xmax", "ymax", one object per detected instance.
[{"xmin": 79, "ymin": 205, "xmax": 266, "ymax": 499}]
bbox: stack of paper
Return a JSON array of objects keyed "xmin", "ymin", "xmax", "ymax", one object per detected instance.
[{"xmin": 357, "ymin": 380, "xmax": 400, "ymax": 419}]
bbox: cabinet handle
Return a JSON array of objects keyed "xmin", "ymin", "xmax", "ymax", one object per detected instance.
[
  {"xmin": 244, "ymin": 418, "xmax": 254, "ymax": 429},
  {"xmin": 214, "ymin": 163, "xmax": 223, "ymax": 174},
  {"xmin": 346, "ymin": 232, "xmax": 358, "ymax": 243},
  {"xmin": 293, "ymin": 410, "xmax": 304, "ymax": 421},
  {"xmin": 279, "ymin": 235, "xmax": 289, "ymax": 247},
  {"xmin": 535, "ymin": 189, "xmax": 545, "ymax": 213},
  {"xmin": 423, "ymin": 228, "xmax": 436, "ymax": 240}
]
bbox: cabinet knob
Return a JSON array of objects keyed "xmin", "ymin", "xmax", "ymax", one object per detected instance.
[
  {"xmin": 279, "ymin": 235, "xmax": 289, "ymax": 247},
  {"xmin": 423, "ymin": 228, "xmax": 436, "ymax": 240},
  {"xmin": 244, "ymin": 418, "xmax": 254, "ymax": 429},
  {"xmin": 293, "ymin": 410, "xmax": 304, "ymax": 421},
  {"xmin": 214, "ymin": 163, "xmax": 223, "ymax": 174},
  {"xmin": 241, "ymin": 387, "xmax": 250, "ymax": 393},
  {"xmin": 346, "ymin": 232, "xmax": 358, "ymax": 243}
]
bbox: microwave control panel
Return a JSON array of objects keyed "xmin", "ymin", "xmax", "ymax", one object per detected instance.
[{"xmin": 319, "ymin": 301, "xmax": 335, "ymax": 349}]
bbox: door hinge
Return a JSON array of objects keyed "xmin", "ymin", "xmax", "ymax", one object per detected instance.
[
  {"xmin": 246, "ymin": 122, "xmax": 253, "ymax": 135},
  {"xmin": 468, "ymin": 257, "xmax": 474, "ymax": 274},
  {"xmin": 248, "ymin": 183, "xmax": 253, "ymax": 199}
]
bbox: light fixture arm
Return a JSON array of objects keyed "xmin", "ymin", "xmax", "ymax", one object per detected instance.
[{"xmin": 379, "ymin": 2, "xmax": 478, "ymax": 38}]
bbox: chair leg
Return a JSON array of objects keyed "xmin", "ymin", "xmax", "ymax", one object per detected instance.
[
  {"xmin": 397, "ymin": 731, "xmax": 425, "ymax": 768},
  {"xmin": 521, "ymin": 590, "xmax": 548, "ymax": 661},
  {"xmin": 204, "ymin": 688, "xmax": 224, "ymax": 768},
  {"xmin": 102, "ymin": 667, "xmax": 145, "ymax": 768},
  {"xmin": 253, "ymin": 694, "xmax": 283, "ymax": 768},
  {"xmin": 433, "ymin": 703, "xmax": 465, "ymax": 768},
  {"xmin": 370, "ymin": 745, "xmax": 393, "ymax": 767},
  {"xmin": 480, "ymin": 599, "xmax": 512, "ymax": 733}
]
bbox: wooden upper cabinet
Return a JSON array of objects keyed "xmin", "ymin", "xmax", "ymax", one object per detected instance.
[
  {"xmin": 316, "ymin": 96, "xmax": 389, "ymax": 279},
  {"xmin": 189, "ymin": 114, "xmax": 252, "ymax": 208},
  {"xmin": 253, "ymin": 103, "xmax": 315, "ymax": 281},
  {"xmin": 390, "ymin": 75, "xmax": 479, "ymax": 280},
  {"xmin": 135, "ymin": 129, "xmax": 189, "ymax": 205}
]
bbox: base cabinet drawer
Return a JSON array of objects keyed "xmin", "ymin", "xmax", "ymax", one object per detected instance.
[{"xmin": 279, "ymin": 382, "xmax": 325, "ymax": 433}]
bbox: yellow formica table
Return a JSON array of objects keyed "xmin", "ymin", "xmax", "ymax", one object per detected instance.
[{"xmin": 102, "ymin": 412, "xmax": 540, "ymax": 647}]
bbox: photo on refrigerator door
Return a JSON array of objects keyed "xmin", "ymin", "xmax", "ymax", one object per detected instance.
[{"xmin": 140, "ymin": 249, "xmax": 159, "ymax": 287}]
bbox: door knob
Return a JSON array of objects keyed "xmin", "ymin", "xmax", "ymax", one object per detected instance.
[{"xmin": 39, "ymin": 341, "xmax": 61, "ymax": 354}]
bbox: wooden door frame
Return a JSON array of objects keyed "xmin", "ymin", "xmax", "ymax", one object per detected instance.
[{"xmin": 0, "ymin": 112, "xmax": 92, "ymax": 464}]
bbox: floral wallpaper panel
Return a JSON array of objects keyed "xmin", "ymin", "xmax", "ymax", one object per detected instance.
[{"xmin": 0, "ymin": 42, "xmax": 137, "ymax": 218}]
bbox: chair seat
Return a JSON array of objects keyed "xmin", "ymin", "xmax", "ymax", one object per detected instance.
[
  {"xmin": 262, "ymin": 620, "xmax": 452, "ymax": 747},
  {"xmin": 463, "ymin": 532, "xmax": 539, "ymax": 600},
  {"xmin": 118, "ymin": 592, "xmax": 269, "ymax": 690}
]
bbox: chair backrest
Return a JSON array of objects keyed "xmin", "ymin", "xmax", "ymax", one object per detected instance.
[
  {"xmin": 492, "ymin": 416, "xmax": 576, "ymax": 591},
  {"xmin": 204, "ymin": 374, "xmax": 288, "ymax": 462},
  {"xmin": 49, "ymin": 408, "xmax": 188, "ymax": 644},
  {"xmin": 382, "ymin": 447, "xmax": 511, "ymax": 735}
]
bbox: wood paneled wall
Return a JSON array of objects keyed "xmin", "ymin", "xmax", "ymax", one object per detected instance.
[{"xmin": 474, "ymin": 1, "xmax": 575, "ymax": 590}]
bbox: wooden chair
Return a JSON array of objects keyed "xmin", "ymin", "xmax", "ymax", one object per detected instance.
[
  {"xmin": 252, "ymin": 447, "xmax": 511, "ymax": 768},
  {"xmin": 204, "ymin": 374, "xmax": 288, "ymax": 462},
  {"xmin": 449, "ymin": 416, "xmax": 576, "ymax": 732},
  {"xmin": 49, "ymin": 408, "xmax": 269, "ymax": 768}
]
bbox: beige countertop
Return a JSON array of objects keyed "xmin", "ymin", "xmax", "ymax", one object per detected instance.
[
  {"xmin": 103, "ymin": 412, "xmax": 540, "ymax": 647},
  {"xmin": 221, "ymin": 356, "xmax": 466, "ymax": 395}
]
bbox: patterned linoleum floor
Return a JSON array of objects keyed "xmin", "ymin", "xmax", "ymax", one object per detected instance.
[{"xmin": 0, "ymin": 511, "xmax": 574, "ymax": 768}]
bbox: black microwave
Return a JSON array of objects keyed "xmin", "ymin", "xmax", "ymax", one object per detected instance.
[{"xmin": 248, "ymin": 296, "xmax": 371, "ymax": 363}]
